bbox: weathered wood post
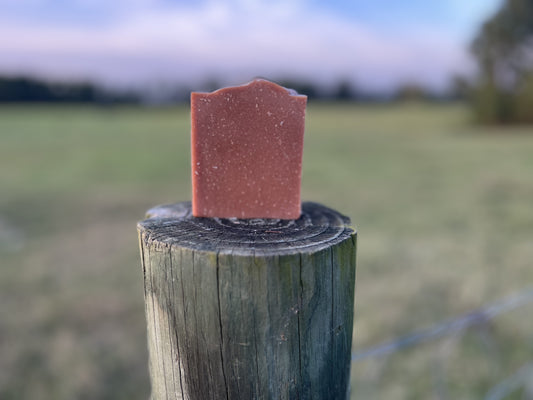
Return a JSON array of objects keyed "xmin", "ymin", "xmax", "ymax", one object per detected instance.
[{"xmin": 138, "ymin": 201, "xmax": 356, "ymax": 399}]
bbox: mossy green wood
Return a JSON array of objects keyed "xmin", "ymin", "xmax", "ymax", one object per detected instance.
[{"xmin": 138, "ymin": 202, "xmax": 356, "ymax": 400}]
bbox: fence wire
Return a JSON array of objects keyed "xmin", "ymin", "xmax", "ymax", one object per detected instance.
[
  {"xmin": 484, "ymin": 362, "xmax": 533, "ymax": 400},
  {"xmin": 351, "ymin": 287, "xmax": 533, "ymax": 362}
]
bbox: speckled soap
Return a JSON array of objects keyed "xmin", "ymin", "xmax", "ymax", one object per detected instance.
[{"xmin": 191, "ymin": 79, "xmax": 307, "ymax": 219}]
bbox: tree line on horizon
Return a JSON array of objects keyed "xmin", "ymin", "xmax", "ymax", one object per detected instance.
[
  {"xmin": 0, "ymin": 77, "xmax": 140, "ymax": 104},
  {"xmin": 0, "ymin": 75, "xmax": 455, "ymax": 105}
]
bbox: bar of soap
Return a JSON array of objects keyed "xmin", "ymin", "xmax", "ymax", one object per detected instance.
[{"xmin": 191, "ymin": 79, "xmax": 307, "ymax": 219}]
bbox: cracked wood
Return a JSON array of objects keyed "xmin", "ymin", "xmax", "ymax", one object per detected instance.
[{"xmin": 137, "ymin": 201, "xmax": 357, "ymax": 400}]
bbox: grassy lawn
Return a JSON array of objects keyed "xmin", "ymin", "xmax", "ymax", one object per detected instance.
[{"xmin": 1, "ymin": 103, "xmax": 532, "ymax": 399}]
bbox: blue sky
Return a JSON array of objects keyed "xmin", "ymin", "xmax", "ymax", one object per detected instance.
[{"xmin": 0, "ymin": 0, "xmax": 502, "ymax": 92}]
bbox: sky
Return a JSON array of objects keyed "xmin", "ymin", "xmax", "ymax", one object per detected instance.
[{"xmin": 0, "ymin": 0, "xmax": 503, "ymax": 93}]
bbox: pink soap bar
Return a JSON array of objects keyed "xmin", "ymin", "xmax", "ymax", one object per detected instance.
[{"xmin": 191, "ymin": 79, "xmax": 307, "ymax": 219}]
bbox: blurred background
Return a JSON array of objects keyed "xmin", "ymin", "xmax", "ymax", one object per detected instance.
[{"xmin": 1, "ymin": 0, "xmax": 533, "ymax": 399}]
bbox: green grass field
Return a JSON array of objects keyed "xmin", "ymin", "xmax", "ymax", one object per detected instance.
[{"xmin": 1, "ymin": 103, "xmax": 533, "ymax": 399}]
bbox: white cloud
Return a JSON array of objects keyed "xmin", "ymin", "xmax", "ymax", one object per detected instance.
[{"xmin": 0, "ymin": 0, "xmax": 474, "ymax": 91}]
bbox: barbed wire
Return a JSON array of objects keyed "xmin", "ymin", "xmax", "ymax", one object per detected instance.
[{"xmin": 351, "ymin": 287, "xmax": 533, "ymax": 362}]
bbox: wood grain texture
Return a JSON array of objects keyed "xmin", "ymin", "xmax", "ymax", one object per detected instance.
[{"xmin": 138, "ymin": 202, "xmax": 356, "ymax": 400}]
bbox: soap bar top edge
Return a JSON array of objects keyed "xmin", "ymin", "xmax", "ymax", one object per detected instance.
[{"xmin": 191, "ymin": 78, "xmax": 307, "ymax": 101}]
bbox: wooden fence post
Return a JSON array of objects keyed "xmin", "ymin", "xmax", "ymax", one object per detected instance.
[{"xmin": 137, "ymin": 201, "xmax": 356, "ymax": 400}]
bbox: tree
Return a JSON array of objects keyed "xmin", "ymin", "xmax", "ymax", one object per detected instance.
[
  {"xmin": 393, "ymin": 83, "xmax": 429, "ymax": 102},
  {"xmin": 471, "ymin": 0, "xmax": 533, "ymax": 124}
]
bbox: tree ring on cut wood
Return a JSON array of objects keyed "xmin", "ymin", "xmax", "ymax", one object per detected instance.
[{"xmin": 138, "ymin": 201, "xmax": 353, "ymax": 256}]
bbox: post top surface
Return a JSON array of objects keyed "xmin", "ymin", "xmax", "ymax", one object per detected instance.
[{"xmin": 138, "ymin": 201, "xmax": 355, "ymax": 256}]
